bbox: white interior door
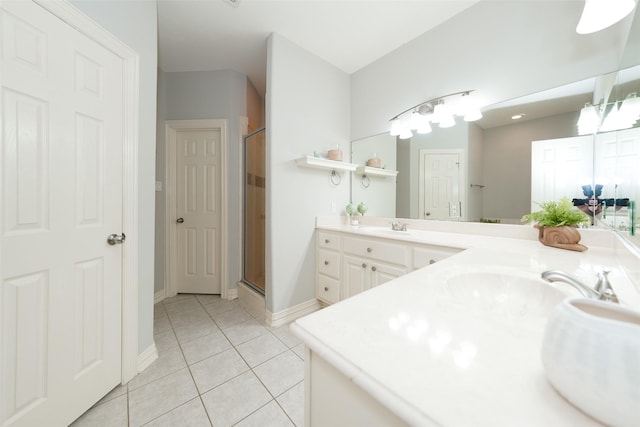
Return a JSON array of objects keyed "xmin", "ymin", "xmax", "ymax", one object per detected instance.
[
  {"xmin": 175, "ymin": 129, "xmax": 222, "ymax": 294},
  {"xmin": 419, "ymin": 151, "xmax": 461, "ymax": 220},
  {"xmin": 1, "ymin": 1, "xmax": 124, "ymax": 425}
]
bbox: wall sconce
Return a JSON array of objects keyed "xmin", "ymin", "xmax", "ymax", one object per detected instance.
[{"xmin": 389, "ymin": 90, "xmax": 482, "ymax": 140}]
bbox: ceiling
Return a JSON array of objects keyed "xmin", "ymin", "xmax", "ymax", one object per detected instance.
[
  {"xmin": 156, "ymin": 0, "xmax": 480, "ymax": 95},
  {"xmin": 157, "ymin": 0, "xmax": 640, "ymax": 130}
]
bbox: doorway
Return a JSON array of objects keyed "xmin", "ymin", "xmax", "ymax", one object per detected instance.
[
  {"xmin": 243, "ymin": 128, "xmax": 266, "ymax": 294},
  {"xmin": 165, "ymin": 120, "xmax": 228, "ymax": 298},
  {"xmin": 419, "ymin": 149, "xmax": 464, "ymax": 220}
]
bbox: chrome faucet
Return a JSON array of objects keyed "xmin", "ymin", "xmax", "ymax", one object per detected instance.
[
  {"xmin": 541, "ymin": 270, "xmax": 619, "ymax": 303},
  {"xmin": 391, "ymin": 222, "xmax": 408, "ymax": 231}
]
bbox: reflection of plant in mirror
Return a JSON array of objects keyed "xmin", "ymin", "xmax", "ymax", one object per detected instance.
[
  {"xmin": 357, "ymin": 202, "xmax": 368, "ymax": 216},
  {"xmin": 521, "ymin": 197, "xmax": 589, "ymax": 227}
]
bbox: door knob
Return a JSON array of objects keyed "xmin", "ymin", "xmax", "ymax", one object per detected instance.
[
  {"xmin": 107, "ymin": 233, "xmax": 126, "ymax": 245},
  {"xmin": 176, "ymin": 217, "xmax": 184, "ymax": 224}
]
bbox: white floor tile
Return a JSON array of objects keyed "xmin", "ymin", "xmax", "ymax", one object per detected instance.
[
  {"xmin": 153, "ymin": 312, "xmax": 172, "ymax": 335},
  {"xmin": 221, "ymin": 318, "xmax": 270, "ymax": 346},
  {"xmin": 200, "ymin": 371, "xmax": 271, "ymax": 427},
  {"xmin": 143, "ymin": 397, "xmax": 211, "ymax": 427},
  {"xmin": 202, "ymin": 298, "xmax": 239, "ymax": 317},
  {"xmin": 253, "ymin": 351, "xmax": 304, "ymax": 397},
  {"xmin": 291, "ymin": 343, "xmax": 305, "ymax": 361},
  {"xmin": 189, "ymin": 348, "xmax": 249, "ymax": 394},
  {"xmin": 70, "ymin": 394, "xmax": 128, "ymax": 427},
  {"xmin": 235, "ymin": 333, "xmax": 287, "ymax": 368},
  {"xmin": 210, "ymin": 305, "xmax": 252, "ymax": 329},
  {"xmin": 269, "ymin": 324, "xmax": 302, "ymax": 348},
  {"xmin": 129, "ymin": 294, "xmax": 307, "ymax": 426},
  {"xmin": 162, "ymin": 294, "xmax": 197, "ymax": 307},
  {"xmin": 94, "ymin": 382, "xmax": 128, "ymax": 407},
  {"xmin": 167, "ymin": 306, "xmax": 211, "ymax": 328},
  {"xmin": 235, "ymin": 401, "xmax": 294, "ymax": 427},
  {"xmin": 173, "ymin": 318, "xmax": 218, "ymax": 345},
  {"xmin": 180, "ymin": 327, "xmax": 232, "ymax": 365},
  {"xmin": 276, "ymin": 382, "xmax": 304, "ymax": 427},
  {"xmin": 128, "ymin": 368, "xmax": 198, "ymax": 427},
  {"xmin": 154, "ymin": 329, "xmax": 180, "ymax": 354},
  {"xmin": 127, "ymin": 346, "xmax": 187, "ymax": 391}
]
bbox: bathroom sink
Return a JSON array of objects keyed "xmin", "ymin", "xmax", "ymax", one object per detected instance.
[{"xmin": 443, "ymin": 272, "xmax": 569, "ymax": 316}]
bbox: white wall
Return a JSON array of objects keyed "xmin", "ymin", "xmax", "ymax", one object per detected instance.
[
  {"xmin": 70, "ymin": 0, "xmax": 158, "ymax": 354},
  {"xmin": 351, "ymin": 134, "xmax": 397, "ymax": 218},
  {"xmin": 266, "ymin": 33, "xmax": 350, "ymax": 314},
  {"xmin": 155, "ymin": 69, "xmax": 248, "ymax": 294},
  {"xmin": 482, "ymin": 111, "xmax": 579, "ymax": 221},
  {"xmin": 351, "ymin": 0, "xmax": 627, "ymax": 141}
]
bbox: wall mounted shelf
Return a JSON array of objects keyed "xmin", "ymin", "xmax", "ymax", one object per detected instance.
[
  {"xmin": 295, "ymin": 156, "xmax": 358, "ymax": 172},
  {"xmin": 355, "ymin": 166, "xmax": 399, "ymax": 177}
]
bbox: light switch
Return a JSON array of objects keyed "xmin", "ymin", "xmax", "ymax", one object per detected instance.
[{"xmin": 155, "ymin": 181, "xmax": 163, "ymax": 192}]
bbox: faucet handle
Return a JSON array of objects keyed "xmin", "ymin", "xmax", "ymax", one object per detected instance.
[{"xmin": 596, "ymin": 270, "xmax": 619, "ymax": 303}]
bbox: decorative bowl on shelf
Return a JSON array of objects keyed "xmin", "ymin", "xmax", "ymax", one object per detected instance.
[
  {"xmin": 327, "ymin": 149, "xmax": 343, "ymax": 161},
  {"xmin": 541, "ymin": 297, "xmax": 640, "ymax": 427},
  {"xmin": 366, "ymin": 157, "xmax": 381, "ymax": 167}
]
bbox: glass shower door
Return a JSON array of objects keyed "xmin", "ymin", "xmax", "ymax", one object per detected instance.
[{"xmin": 243, "ymin": 128, "xmax": 266, "ymax": 293}]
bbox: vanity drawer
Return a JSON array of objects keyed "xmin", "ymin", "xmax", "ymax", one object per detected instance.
[
  {"xmin": 317, "ymin": 275, "xmax": 340, "ymax": 305},
  {"xmin": 318, "ymin": 249, "xmax": 340, "ymax": 279},
  {"xmin": 343, "ymin": 236, "xmax": 409, "ymax": 266},
  {"xmin": 413, "ymin": 245, "xmax": 462, "ymax": 269},
  {"xmin": 318, "ymin": 231, "xmax": 341, "ymax": 251}
]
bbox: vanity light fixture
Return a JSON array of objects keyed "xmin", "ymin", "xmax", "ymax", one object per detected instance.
[
  {"xmin": 576, "ymin": 0, "xmax": 636, "ymax": 34},
  {"xmin": 389, "ymin": 90, "xmax": 482, "ymax": 139},
  {"xmin": 577, "ymin": 93, "xmax": 640, "ymax": 135}
]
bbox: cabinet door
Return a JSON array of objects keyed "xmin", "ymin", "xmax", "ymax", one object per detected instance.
[
  {"xmin": 370, "ymin": 263, "xmax": 407, "ymax": 288},
  {"xmin": 342, "ymin": 255, "xmax": 369, "ymax": 299}
]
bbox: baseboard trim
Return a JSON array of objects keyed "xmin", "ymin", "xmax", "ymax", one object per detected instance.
[
  {"xmin": 227, "ymin": 287, "xmax": 238, "ymax": 300},
  {"xmin": 154, "ymin": 289, "xmax": 165, "ymax": 304},
  {"xmin": 136, "ymin": 343, "xmax": 158, "ymax": 373},
  {"xmin": 266, "ymin": 298, "xmax": 321, "ymax": 327}
]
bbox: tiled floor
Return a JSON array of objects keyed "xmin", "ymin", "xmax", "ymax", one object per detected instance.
[{"xmin": 71, "ymin": 294, "xmax": 305, "ymax": 427}]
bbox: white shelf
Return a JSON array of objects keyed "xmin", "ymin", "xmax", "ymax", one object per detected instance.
[
  {"xmin": 355, "ymin": 166, "xmax": 399, "ymax": 177},
  {"xmin": 295, "ymin": 156, "xmax": 358, "ymax": 172}
]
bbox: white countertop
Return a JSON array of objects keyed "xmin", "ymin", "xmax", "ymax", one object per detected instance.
[{"xmin": 292, "ymin": 222, "xmax": 640, "ymax": 426}]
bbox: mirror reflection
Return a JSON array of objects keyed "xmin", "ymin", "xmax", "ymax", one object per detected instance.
[{"xmin": 350, "ymin": 64, "xmax": 640, "ymax": 235}]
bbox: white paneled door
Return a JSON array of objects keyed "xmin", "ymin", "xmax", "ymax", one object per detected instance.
[
  {"xmin": 1, "ymin": 1, "xmax": 124, "ymax": 425},
  {"xmin": 176, "ymin": 129, "xmax": 222, "ymax": 294},
  {"xmin": 420, "ymin": 151, "xmax": 461, "ymax": 220}
]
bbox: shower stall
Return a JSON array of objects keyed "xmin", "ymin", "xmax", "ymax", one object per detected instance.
[{"xmin": 242, "ymin": 128, "xmax": 266, "ymax": 294}]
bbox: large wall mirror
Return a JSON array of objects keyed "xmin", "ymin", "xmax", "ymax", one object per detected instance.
[{"xmin": 351, "ymin": 65, "xmax": 640, "ymax": 247}]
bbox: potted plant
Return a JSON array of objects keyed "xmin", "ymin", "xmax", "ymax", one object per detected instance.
[{"xmin": 521, "ymin": 197, "xmax": 590, "ymax": 252}]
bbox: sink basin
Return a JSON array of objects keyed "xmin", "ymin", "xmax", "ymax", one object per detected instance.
[{"xmin": 443, "ymin": 272, "xmax": 569, "ymax": 316}]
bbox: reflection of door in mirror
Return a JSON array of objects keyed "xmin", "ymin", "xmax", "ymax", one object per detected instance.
[
  {"xmin": 531, "ymin": 135, "xmax": 594, "ymax": 212},
  {"xmin": 595, "ymin": 127, "xmax": 640, "ymax": 231},
  {"xmin": 243, "ymin": 128, "xmax": 266, "ymax": 294},
  {"xmin": 419, "ymin": 149, "xmax": 462, "ymax": 220}
]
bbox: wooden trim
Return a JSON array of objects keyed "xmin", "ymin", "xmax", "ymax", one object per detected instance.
[
  {"xmin": 266, "ymin": 298, "xmax": 321, "ymax": 327},
  {"xmin": 34, "ymin": 0, "xmax": 141, "ymax": 384},
  {"xmin": 136, "ymin": 343, "xmax": 158, "ymax": 373},
  {"xmin": 165, "ymin": 120, "xmax": 229, "ymax": 299}
]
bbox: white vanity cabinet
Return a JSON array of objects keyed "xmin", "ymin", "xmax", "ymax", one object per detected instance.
[
  {"xmin": 316, "ymin": 231, "xmax": 342, "ymax": 304},
  {"xmin": 342, "ymin": 236, "xmax": 409, "ymax": 299},
  {"xmin": 316, "ymin": 228, "xmax": 462, "ymax": 304}
]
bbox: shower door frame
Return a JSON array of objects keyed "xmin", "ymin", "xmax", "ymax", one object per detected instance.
[{"xmin": 242, "ymin": 127, "xmax": 267, "ymax": 295}]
